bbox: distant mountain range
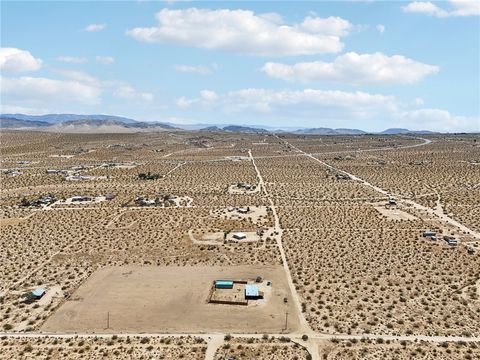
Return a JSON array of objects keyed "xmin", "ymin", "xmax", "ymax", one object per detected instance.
[
  {"xmin": 0, "ymin": 114, "xmax": 177, "ymax": 133},
  {"xmin": 1, "ymin": 113, "xmax": 442, "ymax": 135},
  {"xmin": 3, "ymin": 113, "xmax": 139, "ymax": 124},
  {"xmin": 201, "ymin": 125, "xmax": 269, "ymax": 133},
  {"xmin": 200, "ymin": 125, "xmax": 437, "ymax": 135}
]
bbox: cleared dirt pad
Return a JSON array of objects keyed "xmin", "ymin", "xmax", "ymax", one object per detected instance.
[
  {"xmin": 374, "ymin": 206, "xmax": 417, "ymax": 221},
  {"xmin": 42, "ymin": 265, "xmax": 299, "ymax": 333}
]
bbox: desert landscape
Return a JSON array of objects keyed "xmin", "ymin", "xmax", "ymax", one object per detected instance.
[
  {"xmin": 1, "ymin": 130, "xmax": 479, "ymax": 359},
  {"xmin": 2, "ymin": 0, "xmax": 479, "ymax": 356}
]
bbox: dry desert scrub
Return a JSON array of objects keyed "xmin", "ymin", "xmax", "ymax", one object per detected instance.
[
  {"xmin": 2, "ymin": 130, "xmax": 479, "ymax": 340},
  {"xmin": 0, "ymin": 336, "xmax": 207, "ymax": 359},
  {"xmin": 320, "ymin": 338, "xmax": 480, "ymax": 359},
  {"xmin": 279, "ymin": 205, "xmax": 480, "ymax": 336},
  {"xmin": 214, "ymin": 336, "xmax": 310, "ymax": 360}
]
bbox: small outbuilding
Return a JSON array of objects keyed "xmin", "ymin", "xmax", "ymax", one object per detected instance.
[
  {"xmin": 32, "ymin": 288, "xmax": 46, "ymax": 299},
  {"xmin": 447, "ymin": 239, "xmax": 458, "ymax": 246},
  {"xmin": 245, "ymin": 284, "xmax": 262, "ymax": 300},
  {"xmin": 215, "ymin": 280, "xmax": 234, "ymax": 289},
  {"xmin": 24, "ymin": 287, "xmax": 46, "ymax": 302},
  {"xmin": 233, "ymin": 232, "xmax": 247, "ymax": 240}
]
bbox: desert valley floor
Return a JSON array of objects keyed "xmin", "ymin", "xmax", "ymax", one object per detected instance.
[{"xmin": 1, "ymin": 130, "xmax": 479, "ymax": 359}]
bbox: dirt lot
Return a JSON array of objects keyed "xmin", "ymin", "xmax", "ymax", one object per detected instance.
[
  {"xmin": 42, "ymin": 265, "xmax": 299, "ymax": 333},
  {"xmin": 373, "ymin": 205, "xmax": 418, "ymax": 221}
]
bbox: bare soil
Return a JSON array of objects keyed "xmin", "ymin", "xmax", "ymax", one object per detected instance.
[{"xmin": 42, "ymin": 265, "xmax": 299, "ymax": 334}]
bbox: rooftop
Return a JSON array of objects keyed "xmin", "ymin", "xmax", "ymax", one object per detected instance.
[{"xmin": 245, "ymin": 284, "xmax": 259, "ymax": 297}]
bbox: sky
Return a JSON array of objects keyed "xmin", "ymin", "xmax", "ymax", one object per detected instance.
[{"xmin": 1, "ymin": 0, "xmax": 479, "ymax": 132}]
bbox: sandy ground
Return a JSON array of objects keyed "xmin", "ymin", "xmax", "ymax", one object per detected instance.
[
  {"xmin": 373, "ymin": 205, "xmax": 418, "ymax": 221},
  {"xmin": 42, "ymin": 265, "xmax": 299, "ymax": 334},
  {"xmin": 0, "ymin": 217, "xmax": 24, "ymax": 226},
  {"xmin": 189, "ymin": 230, "xmax": 262, "ymax": 245},
  {"xmin": 228, "ymin": 183, "xmax": 260, "ymax": 194},
  {"xmin": 212, "ymin": 206, "xmax": 269, "ymax": 225}
]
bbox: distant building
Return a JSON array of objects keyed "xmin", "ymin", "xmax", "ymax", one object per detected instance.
[
  {"xmin": 215, "ymin": 280, "xmax": 234, "ymax": 289},
  {"xmin": 30, "ymin": 288, "xmax": 46, "ymax": 300},
  {"xmin": 71, "ymin": 196, "xmax": 91, "ymax": 202},
  {"xmin": 237, "ymin": 207, "xmax": 249, "ymax": 214},
  {"xmin": 423, "ymin": 231, "xmax": 436, "ymax": 238},
  {"xmin": 245, "ymin": 284, "xmax": 263, "ymax": 300},
  {"xmin": 233, "ymin": 232, "xmax": 247, "ymax": 240},
  {"xmin": 447, "ymin": 239, "xmax": 458, "ymax": 246}
]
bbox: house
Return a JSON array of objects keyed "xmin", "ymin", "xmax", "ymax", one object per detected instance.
[
  {"xmin": 71, "ymin": 196, "xmax": 91, "ymax": 202},
  {"xmin": 423, "ymin": 231, "xmax": 436, "ymax": 238},
  {"xmin": 245, "ymin": 284, "xmax": 263, "ymax": 300},
  {"xmin": 388, "ymin": 198, "xmax": 397, "ymax": 205},
  {"xmin": 215, "ymin": 280, "xmax": 233, "ymax": 289},
  {"xmin": 32, "ymin": 288, "xmax": 46, "ymax": 299},
  {"xmin": 233, "ymin": 232, "xmax": 247, "ymax": 240},
  {"xmin": 237, "ymin": 207, "xmax": 249, "ymax": 214},
  {"xmin": 447, "ymin": 239, "xmax": 458, "ymax": 246}
]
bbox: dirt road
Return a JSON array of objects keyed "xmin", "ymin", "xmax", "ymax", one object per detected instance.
[{"xmin": 249, "ymin": 149, "xmax": 312, "ymax": 336}]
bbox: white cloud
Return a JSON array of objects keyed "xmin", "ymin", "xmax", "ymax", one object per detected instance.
[
  {"xmin": 173, "ymin": 63, "xmax": 218, "ymax": 75},
  {"xmin": 56, "ymin": 56, "xmax": 87, "ymax": 64},
  {"xmin": 0, "ymin": 76, "xmax": 101, "ymax": 105},
  {"xmin": 299, "ymin": 16, "xmax": 352, "ymax": 36},
  {"xmin": 175, "ymin": 88, "xmax": 479, "ymax": 132},
  {"xmin": 53, "ymin": 69, "xmax": 100, "ymax": 85},
  {"xmin": 0, "ymin": 48, "xmax": 42, "ymax": 72},
  {"xmin": 114, "ymin": 85, "xmax": 154, "ymax": 102},
  {"xmin": 96, "ymin": 56, "xmax": 115, "ymax": 64},
  {"xmin": 199, "ymin": 89, "xmax": 218, "ymax": 101},
  {"xmin": 0, "ymin": 104, "xmax": 51, "ymax": 115},
  {"xmin": 397, "ymin": 108, "xmax": 478, "ymax": 132},
  {"xmin": 1, "ymin": 66, "xmax": 154, "ymax": 111},
  {"xmin": 84, "ymin": 23, "xmax": 106, "ymax": 32},
  {"xmin": 261, "ymin": 52, "xmax": 439, "ymax": 86},
  {"xmin": 176, "ymin": 96, "xmax": 196, "ymax": 109},
  {"xmin": 177, "ymin": 88, "xmax": 398, "ymax": 117},
  {"xmin": 376, "ymin": 24, "xmax": 385, "ymax": 33},
  {"xmin": 403, "ymin": 0, "xmax": 480, "ymax": 17},
  {"xmin": 126, "ymin": 8, "xmax": 352, "ymax": 56}
]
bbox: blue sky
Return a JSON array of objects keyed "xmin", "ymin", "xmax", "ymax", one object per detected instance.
[{"xmin": 1, "ymin": 0, "xmax": 479, "ymax": 131}]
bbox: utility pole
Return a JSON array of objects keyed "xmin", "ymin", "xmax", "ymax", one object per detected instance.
[
  {"xmin": 284, "ymin": 310, "xmax": 288, "ymax": 331},
  {"xmin": 107, "ymin": 311, "xmax": 110, "ymax": 329}
]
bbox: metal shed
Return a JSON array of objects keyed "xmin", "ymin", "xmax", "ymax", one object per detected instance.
[
  {"xmin": 245, "ymin": 284, "xmax": 259, "ymax": 299},
  {"xmin": 32, "ymin": 288, "xmax": 46, "ymax": 299},
  {"xmin": 215, "ymin": 280, "xmax": 234, "ymax": 289},
  {"xmin": 233, "ymin": 232, "xmax": 246, "ymax": 240}
]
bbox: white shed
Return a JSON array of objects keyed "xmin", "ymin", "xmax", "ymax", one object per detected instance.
[{"xmin": 233, "ymin": 232, "xmax": 247, "ymax": 240}]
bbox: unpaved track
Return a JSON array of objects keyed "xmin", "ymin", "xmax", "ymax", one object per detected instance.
[
  {"xmin": 1, "ymin": 331, "xmax": 479, "ymax": 343},
  {"xmin": 204, "ymin": 334, "xmax": 224, "ymax": 360},
  {"xmin": 4, "ymin": 137, "xmax": 479, "ymax": 360},
  {"xmin": 281, "ymin": 136, "xmax": 480, "ymax": 241},
  {"xmin": 249, "ymin": 149, "xmax": 312, "ymax": 335}
]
